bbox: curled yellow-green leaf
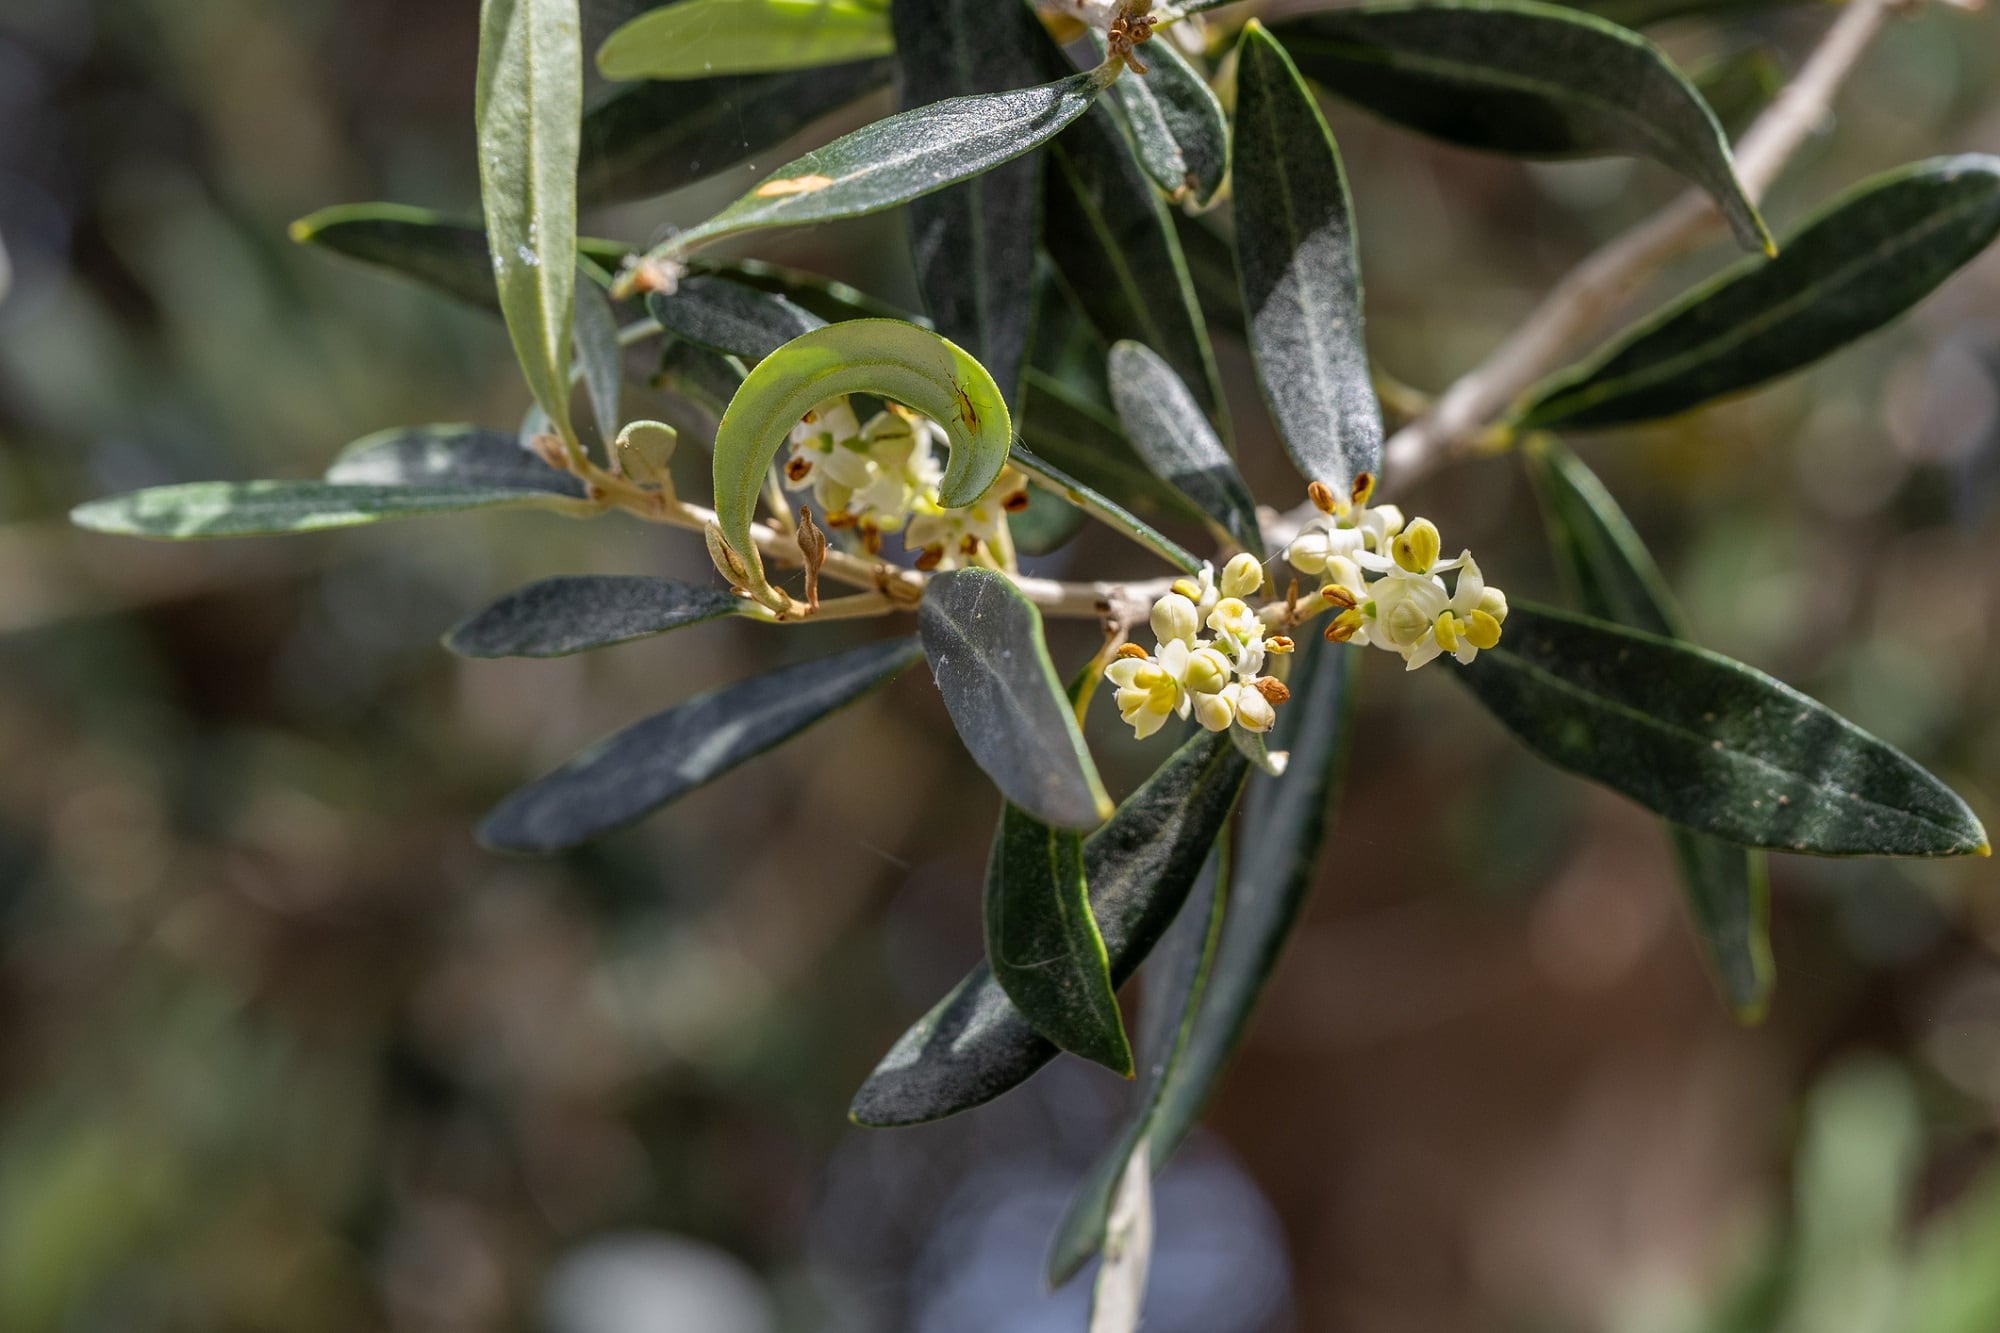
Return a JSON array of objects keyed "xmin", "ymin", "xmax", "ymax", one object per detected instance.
[{"xmin": 713, "ymin": 319, "xmax": 1012, "ymax": 611}]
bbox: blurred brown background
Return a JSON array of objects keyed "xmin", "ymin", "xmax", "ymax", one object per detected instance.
[{"xmin": 2, "ymin": 0, "xmax": 1999, "ymax": 1329}]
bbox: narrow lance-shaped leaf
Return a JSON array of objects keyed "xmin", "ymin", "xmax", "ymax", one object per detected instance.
[
  {"xmin": 1097, "ymin": 32, "xmax": 1228, "ymax": 206},
  {"xmin": 1455, "ymin": 603, "xmax": 1990, "ymax": 857},
  {"xmin": 596, "ymin": 0, "xmax": 892, "ymax": 81},
  {"xmin": 633, "ymin": 68, "xmax": 1116, "ymax": 266},
  {"xmin": 985, "ymin": 803, "xmax": 1133, "ymax": 1075},
  {"xmin": 481, "ymin": 636, "xmax": 924, "ymax": 851},
  {"xmin": 1044, "ymin": 100, "xmax": 1228, "ymax": 429},
  {"xmin": 1019, "ymin": 371, "xmax": 1202, "ymax": 528},
  {"xmin": 705, "ymin": 256, "xmax": 921, "ymax": 324},
  {"xmin": 447, "ymin": 575, "xmax": 744, "ymax": 658},
  {"xmin": 573, "ymin": 272, "xmax": 623, "ymax": 441},
  {"xmin": 1524, "ymin": 439, "xmax": 1772, "ymax": 1020},
  {"xmin": 1518, "ymin": 155, "xmax": 2000, "ymax": 430},
  {"xmin": 1007, "ymin": 485, "xmax": 1090, "ymax": 556},
  {"xmin": 1232, "ymin": 23, "xmax": 1382, "ymax": 494},
  {"xmin": 324, "ymin": 423, "xmax": 588, "ymax": 494},
  {"xmin": 1010, "ymin": 445, "xmax": 1202, "ymax": 574},
  {"xmin": 288, "ymin": 204, "xmax": 628, "ymax": 313},
  {"xmin": 920, "ymin": 569, "xmax": 1112, "ymax": 829},
  {"xmin": 647, "ymin": 278, "xmax": 826, "ymax": 363},
  {"xmin": 70, "ymin": 481, "xmax": 591, "ymax": 540},
  {"xmin": 894, "ymin": 0, "xmax": 1064, "ymax": 408},
  {"xmin": 1049, "ymin": 841, "xmax": 1226, "ymax": 1285},
  {"xmin": 578, "ymin": 58, "xmax": 892, "ymax": 205},
  {"xmin": 849, "ymin": 729, "xmax": 1249, "ymax": 1126},
  {"xmin": 1050, "ymin": 631, "xmax": 1359, "ymax": 1278},
  {"xmin": 477, "ymin": 0, "xmax": 587, "ymax": 450},
  {"xmin": 1691, "ymin": 45, "xmax": 1783, "ymax": 139},
  {"xmin": 1106, "ymin": 341, "xmax": 1262, "ymax": 555},
  {"xmin": 1557, "ymin": 0, "xmax": 1799, "ymax": 33},
  {"xmin": 710, "ymin": 320, "xmax": 1012, "ymax": 612},
  {"xmin": 1269, "ymin": 0, "xmax": 1772, "ymax": 254}
]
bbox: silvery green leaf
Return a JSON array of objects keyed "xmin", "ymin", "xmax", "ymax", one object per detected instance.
[
  {"xmin": 573, "ymin": 272, "xmax": 624, "ymax": 440},
  {"xmin": 1099, "ymin": 33, "xmax": 1228, "ymax": 206},
  {"xmin": 481, "ymin": 636, "xmax": 923, "ymax": 851},
  {"xmin": 288, "ymin": 204, "xmax": 628, "ymax": 312},
  {"xmin": 647, "ymin": 277, "xmax": 826, "ymax": 362},
  {"xmin": 447, "ymin": 575, "xmax": 743, "ymax": 657},
  {"xmin": 1106, "ymin": 340, "xmax": 1262, "ymax": 555},
  {"xmin": 920, "ymin": 569, "xmax": 1113, "ymax": 830},
  {"xmin": 1009, "ymin": 445, "xmax": 1203, "ymax": 574},
  {"xmin": 596, "ymin": 0, "xmax": 892, "ymax": 80}
]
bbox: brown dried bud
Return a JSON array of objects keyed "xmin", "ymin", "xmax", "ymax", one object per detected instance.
[{"xmin": 795, "ymin": 506, "xmax": 827, "ymax": 612}]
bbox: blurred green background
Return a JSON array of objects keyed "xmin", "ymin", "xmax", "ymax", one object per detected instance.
[{"xmin": 3, "ymin": 0, "xmax": 1999, "ymax": 1329}]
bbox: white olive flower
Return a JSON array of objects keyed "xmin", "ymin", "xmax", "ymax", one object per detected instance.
[
  {"xmin": 1104, "ymin": 639, "xmax": 1195, "ymax": 739},
  {"xmin": 1205, "ymin": 596, "xmax": 1262, "ymax": 648}
]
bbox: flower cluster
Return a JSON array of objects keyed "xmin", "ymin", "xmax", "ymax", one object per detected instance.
[
  {"xmin": 1105, "ymin": 553, "xmax": 1296, "ymax": 740},
  {"xmin": 782, "ymin": 397, "xmax": 1027, "ymax": 570},
  {"xmin": 1284, "ymin": 477, "xmax": 1509, "ymax": 671}
]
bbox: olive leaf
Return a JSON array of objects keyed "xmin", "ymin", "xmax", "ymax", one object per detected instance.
[
  {"xmin": 289, "ymin": 204, "xmax": 627, "ymax": 313},
  {"xmin": 705, "ymin": 256, "xmax": 921, "ymax": 325},
  {"xmin": 480, "ymin": 635, "xmax": 924, "ymax": 851},
  {"xmin": 711, "ymin": 320, "xmax": 1011, "ymax": 611},
  {"xmin": 1524, "ymin": 439, "xmax": 1772, "ymax": 1020},
  {"xmin": 1051, "ymin": 631, "xmax": 1360, "ymax": 1279},
  {"xmin": 1517, "ymin": 155, "xmax": 2000, "ymax": 430},
  {"xmin": 644, "ymin": 68, "xmax": 1114, "ymax": 261},
  {"xmin": 1692, "ymin": 45, "xmax": 1783, "ymax": 138},
  {"xmin": 985, "ymin": 803, "xmax": 1133, "ymax": 1076},
  {"xmin": 70, "ymin": 481, "xmax": 591, "ymax": 540},
  {"xmin": 920, "ymin": 569, "xmax": 1112, "ymax": 830},
  {"xmin": 447, "ymin": 575, "xmax": 744, "ymax": 658},
  {"xmin": 1106, "ymin": 341, "xmax": 1262, "ymax": 555},
  {"xmin": 596, "ymin": 0, "xmax": 892, "ymax": 80},
  {"xmin": 1048, "ymin": 841, "xmax": 1225, "ymax": 1285},
  {"xmin": 1269, "ymin": 0, "xmax": 1772, "ymax": 254},
  {"xmin": 324, "ymin": 423, "xmax": 588, "ymax": 494},
  {"xmin": 1098, "ymin": 32, "xmax": 1228, "ymax": 206},
  {"xmin": 579, "ymin": 58, "xmax": 892, "ymax": 204},
  {"xmin": 1019, "ymin": 372, "xmax": 1205, "ymax": 530},
  {"xmin": 1045, "ymin": 101, "xmax": 1227, "ymax": 429},
  {"xmin": 849, "ymin": 729, "xmax": 1249, "ymax": 1127},
  {"xmin": 1455, "ymin": 603, "xmax": 1990, "ymax": 857},
  {"xmin": 646, "ymin": 277, "xmax": 826, "ymax": 363},
  {"xmin": 477, "ymin": 0, "xmax": 587, "ymax": 451},
  {"xmin": 1007, "ymin": 485, "xmax": 1090, "ymax": 556},
  {"xmin": 1009, "ymin": 445, "xmax": 1203, "ymax": 574},
  {"xmin": 573, "ymin": 273, "xmax": 624, "ymax": 440},
  {"xmin": 1232, "ymin": 22, "xmax": 1382, "ymax": 494},
  {"xmin": 894, "ymin": 0, "xmax": 1066, "ymax": 408}
]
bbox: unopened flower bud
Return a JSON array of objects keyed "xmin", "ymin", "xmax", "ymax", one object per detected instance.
[
  {"xmin": 1235, "ymin": 685, "xmax": 1276, "ymax": 733},
  {"xmin": 1221, "ymin": 552, "xmax": 1265, "ymax": 599},
  {"xmin": 1385, "ymin": 598, "xmax": 1432, "ymax": 646},
  {"xmin": 1477, "ymin": 586, "xmax": 1509, "ymax": 623},
  {"xmin": 1150, "ymin": 592, "xmax": 1200, "ymax": 645},
  {"xmin": 1193, "ymin": 690, "xmax": 1236, "ymax": 732},
  {"xmin": 1184, "ymin": 646, "xmax": 1232, "ymax": 695}
]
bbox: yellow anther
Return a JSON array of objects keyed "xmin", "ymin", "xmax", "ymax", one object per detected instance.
[
  {"xmin": 1325, "ymin": 609, "xmax": 1365, "ymax": 643},
  {"xmin": 1251, "ymin": 676, "xmax": 1291, "ymax": 706},
  {"xmin": 1465, "ymin": 609, "xmax": 1503, "ymax": 650},
  {"xmin": 1306, "ymin": 480, "xmax": 1338, "ymax": 515},
  {"xmin": 1433, "ymin": 611, "xmax": 1460, "ymax": 653},
  {"xmin": 1392, "ymin": 518, "xmax": 1441, "ymax": 573},
  {"xmin": 1263, "ymin": 635, "xmax": 1295, "ymax": 654},
  {"xmin": 1170, "ymin": 577, "xmax": 1202, "ymax": 601},
  {"xmin": 1115, "ymin": 642, "xmax": 1151, "ymax": 660},
  {"xmin": 1350, "ymin": 472, "xmax": 1376, "ymax": 508},
  {"xmin": 1319, "ymin": 583, "xmax": 1358, "ymax": 610}
]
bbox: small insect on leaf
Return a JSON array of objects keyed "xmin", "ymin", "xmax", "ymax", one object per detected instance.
[
  {"xmin": 754, "ymin": 173, "xmax": 836, "ymax": 198},
  {"xmin": 953, "ymin": 382, "xmax": 981, "ymax": 433}
]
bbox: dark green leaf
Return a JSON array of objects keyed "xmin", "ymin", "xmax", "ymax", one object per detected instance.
[
  {"xmin": 1048, "ymin": 840, "xmax": 1226, "ymax": 1284},
  {"xmin": 71, "ymin": 481, "xmax": 587, "ymax": 540},
  {"xmin": 848, "ymin": 729, "xmax": 1249, "ymax": 1126},
  {"xmin": 919, "ymin": 569, "xmax": 1113, "ymax": 829},
  {"xmin": 325, "ymin": 424, "xmax": 587, "ymax": 496},
  {"xmin": 894, "ymin": 0, "xmax": 1065, "ymax": 408},
  {"xmin": 1172, "ymin": 213, "xmax": 1245, "ymax": 339},
  {"xmin": 1524, "ymin": 439, "xmax": 1771, "ymax": 1020},
  {"xmin": 1100, "ymin": 33, "xmax": 1228, "ymax": 206},
  {"xmin": 1518, "ymin": 155, "xmax": 2000, "ymax": 429},
  {"xmin": 1108, "ymin": 633, "xmax": 1358, "ymax": 1229},
  {"xmin": 1522, "ymin": 438, "xmax": 1681, "ymax": 639},
  {"xmin": 666, "ymin": 70, "xmax": 1112, "ymax": 254},
  {"xmin": 985, "ymin": 804, "xmax": 1133, "ymax": 1075},
  {"xmin": 654, "ymin": 339, "xmax": 748, "ymax": 418},
  {"xmin": 573, "ymin": 273, "xmax": 624, "ymax": 440},
  {"xmin": 646, "ymin": 277, "xmax": 826, "ymax": 362},
  {"xmin": 1045, "ymin": 100, "xmax": 1227, "ymax": 428},
  {"xmin": 1018, "ymin": 371, "xmax": 1206, "ymax": 529},
  {"xmin": 1007, "ymin": 484, "xmax": 1090, "ymax": 556},
  {"xmin": 1106, "ymin": 341, "xmax": 1262, "ymax": 554},
  {"xmin": 1667, "ymin": 824, "xmax": 1774, "ymax": 1020},
  {"xmin": 1269, "ymin": 0, "xmax": 1772, "ymax": 253},
  {"xmin": 447, "ymin": 575, "xmax": 742, "ymax": 657},
  {"xmin": 596, "ymin": 0, "xmax": 892, "ymax": 80},
  {"xmin": 703, "ymin": 257, "xmax": 921, "ymax": 324},
  {"xmin": 1558, "ymin": 0, "xmax": 1795, "ymax": 31},
  {"xmin": 578, "ymin": 58, "xmax": 893, "ymax": 205},
  {"xmin": 1010, "ymin": 445, "xmax": 1203, "ymax": 574},
  {"xmin": 477, "ymin": 0, "xmax": 587, "ymax": 447},
  {"xmin": 288, "ymin": 204, "xmax": 628, "ymax": 312},
  {"xmin": 480, "ymin": 635, "xmax": 923, "ymax": 851},
  {"xmin": 1456, "ymin": 603, "xmax": 1989, "ymax": 857},
  {"xmin": 1232, "ymin": 23, "xmax": 1382, "ymax": 494}
]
